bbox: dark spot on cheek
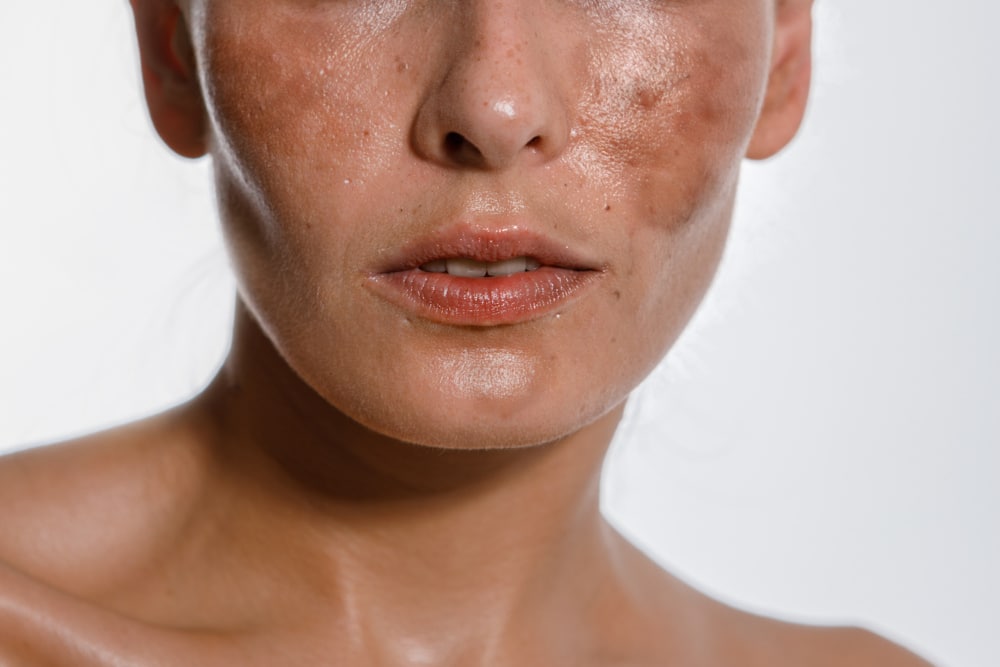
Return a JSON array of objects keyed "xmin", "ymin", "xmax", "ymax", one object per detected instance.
[
  {"xmin": 612, "ymin": 290, "xmax": 621, "ymax": 301},
  {"xmin": 604, "ymin": 204, "xmax": 612, "ymax": 212},
  {"xmin": 634, "ymin": 86, "xmax": 662, "ymax": 111}
]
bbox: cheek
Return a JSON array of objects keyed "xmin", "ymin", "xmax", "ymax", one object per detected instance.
[
  {"xmin": 198, "ymin": 10, "xmax": 428, "ymax": 323},
  {"xmin": 570, "ymin": 11, "xmax": 768, "ymax": 367},
  {"xmin": 584, "ymin": 15, "xmax": 766, "ymax": 217},
  {"xmin": 198, "ymin": 10, "xmax": 419, "ymax": 237}
]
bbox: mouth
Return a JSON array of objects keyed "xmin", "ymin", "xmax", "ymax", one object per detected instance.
[
  {"xmin": 417, "ymin": 256, "xmax": 542, "ymax": 277},
  {"xmin": 366, "ymin": 225, "xmax": 604, "ymax": 326}
]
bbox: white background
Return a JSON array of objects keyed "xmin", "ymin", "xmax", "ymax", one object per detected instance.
[{"xmin": 1, "ymin": 2, "xmax": 997, "ymax": 665}]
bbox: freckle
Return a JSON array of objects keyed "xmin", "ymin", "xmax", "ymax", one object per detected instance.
[
  {"xmin": 506, "ymin": 48, "xmax": 515, "ymax": 58},
  {"xmin": 604, "ymin": 204, "xmax": 612, "ymax": 212},
  {"xmin": 612, "ymin": 290, "xmax": 621, "ymax": 301}
]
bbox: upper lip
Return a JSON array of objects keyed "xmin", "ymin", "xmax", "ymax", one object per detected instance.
[{"xmin": 374, "ymin": 222, "xmax": 602, "ymax": 274}]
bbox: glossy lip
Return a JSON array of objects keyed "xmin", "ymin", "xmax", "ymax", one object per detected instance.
[{"xmin": 366, "ymin": 224, "xmax": 605, "ymax": 326}]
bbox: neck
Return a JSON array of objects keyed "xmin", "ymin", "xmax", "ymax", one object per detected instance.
[{"xmin": 189, "ymin": 304, "xmax": 630, "ymax": 660}]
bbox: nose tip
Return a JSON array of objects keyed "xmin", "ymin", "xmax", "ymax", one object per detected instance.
[{"xmin": 412, "ymin": 11, "xmax": 570, "ymax": 171}]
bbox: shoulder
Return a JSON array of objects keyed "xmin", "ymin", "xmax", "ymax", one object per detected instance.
[
  {"xmin": 602, "ymin": 528, "xmax": 934, "ymax": 667},
  {"xmin": 0, "ymin": 409, "xmax": 221, "ymax": 664},
  {"xmin": 717, "ymin": 610, "xmax": 936, "ymax": 667},
  {"xmin": 780, "ymin": 623, "xmax": 933, "ymax": 667},
  {"xmin": 0, "ymin": 558, "xmax": 205, "ymax": 667},
  {"xmin": 0, "ymin": 405, "xmax": 210, "ymax": 598},
  {"xmin": 830, "ymin": 627, "xmax": 936, "ymax": 667},
  {"xmin": 603, "ymin": 535, "xmax": 935, "ymax": 667}
]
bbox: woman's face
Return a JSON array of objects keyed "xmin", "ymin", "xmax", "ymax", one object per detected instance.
[{"xmin": 186, "ymin": 0, "xmax": 775, "ymax": 448}]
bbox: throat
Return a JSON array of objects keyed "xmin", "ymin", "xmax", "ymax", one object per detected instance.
[{"xmin": 176, "ymin": 302, "xmax": 630, "ymax": 656}]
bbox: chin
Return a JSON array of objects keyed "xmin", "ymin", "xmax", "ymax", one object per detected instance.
[
  {"xmin": 307, "ymin": 346, "xmax": 629, "ymax": 451},
  {"xmin": 351, "ymin": 397, "xmax": 618, "ymax": 451}
]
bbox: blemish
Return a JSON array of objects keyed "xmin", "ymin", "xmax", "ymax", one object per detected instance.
[{"xmin": 635, "ymin": 86, "xmax": 661, "ymax": 110}]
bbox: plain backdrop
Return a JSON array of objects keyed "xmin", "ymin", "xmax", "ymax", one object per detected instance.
[{"xmin": 1, "ymin": 2, "xmax": 997, "ymax": 665}]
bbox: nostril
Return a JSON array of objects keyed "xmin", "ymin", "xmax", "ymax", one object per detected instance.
[
  {"xmin": 435, "ymin": 130, "xmax": 549, "ymax": 168},
  {"xmin": 444, "ymin": 132, "xmax": 466, "ymax": 151},
  {"xmin": 443, "ymin": 131, "xmax": 485, "ymax": 165}
]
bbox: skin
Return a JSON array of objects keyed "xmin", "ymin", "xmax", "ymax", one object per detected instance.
[{"xmin": 0, "ymin": 0, "xmax": 934, "ymax": 664}]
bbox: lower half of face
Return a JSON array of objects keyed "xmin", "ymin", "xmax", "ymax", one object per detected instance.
[{"xmin": 197, "ymin": 0, "xmax": 769, "ymax": 449}]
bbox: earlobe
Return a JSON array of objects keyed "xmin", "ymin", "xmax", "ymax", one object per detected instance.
[
  {"xmin": 130, "ymin": 0, "xmax": 207, "ymax": 159},
  {"xmin": 746, "ymin": 0, "xmax": 814, "ymax": 161}
]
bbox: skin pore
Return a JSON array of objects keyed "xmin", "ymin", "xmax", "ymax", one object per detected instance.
[{"xmin": 0, "ymin": 0, "xmax": 932, "ymax": 665}]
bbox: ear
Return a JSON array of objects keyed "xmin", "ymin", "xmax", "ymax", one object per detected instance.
[
  {"xmin": 746, "ymin": 0, "xmax": 814, "ymax": 160},
  {"xmin": 130, "ymin": 0, "xmax": 207, "ymax": 158}
]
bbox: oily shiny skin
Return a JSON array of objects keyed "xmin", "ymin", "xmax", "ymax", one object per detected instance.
[
  {"xmin": 195, "ymin": 0, "xmax": 770, "ymax": 449},
  {"xmin": 0, "ymin": 0, "xmax": 940, "ymax": 664}
]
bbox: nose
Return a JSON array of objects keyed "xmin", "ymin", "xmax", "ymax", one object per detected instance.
[{"xmin": 412, "ymin": 1, "xmax": 571, "ymax": 171}]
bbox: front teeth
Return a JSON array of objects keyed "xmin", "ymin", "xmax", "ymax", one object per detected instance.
[{"xmin": 421, "ymin": 256, "xmax": 541, "ymax": 277}]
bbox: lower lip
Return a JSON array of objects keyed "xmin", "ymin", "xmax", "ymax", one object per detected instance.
[{"xmin": 367, "ymin": 267, "xmax": 600, "ymax": 326}]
